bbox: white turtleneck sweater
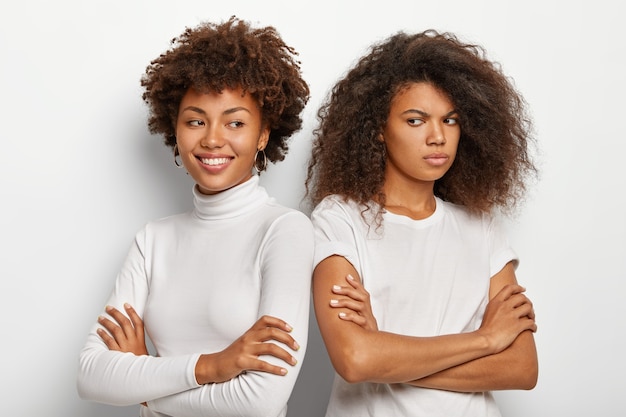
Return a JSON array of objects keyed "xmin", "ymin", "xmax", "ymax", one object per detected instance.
[{"xmin": 77, "ymin": 176, "xmax": 314, "ymax": 417}]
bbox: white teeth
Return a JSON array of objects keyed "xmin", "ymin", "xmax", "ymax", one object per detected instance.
[{"xmin": 201, "ymin": 157, "xmax": 230, "ymax": 166}]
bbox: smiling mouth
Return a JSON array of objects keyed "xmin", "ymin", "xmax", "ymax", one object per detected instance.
[{"xmin": 199, "ymin": 157, "xmax": 231, "ymax": 166}]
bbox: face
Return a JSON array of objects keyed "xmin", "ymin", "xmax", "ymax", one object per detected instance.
[
  {"xmin": 381, "ymin": 82, "xmax": 461, "ymax": 187},
  {"xmin": 175, "ymin": 87, "xmax": 269, "ymax": 195}
]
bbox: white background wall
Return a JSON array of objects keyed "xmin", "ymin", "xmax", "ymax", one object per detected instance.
[{"xmin": 1, "ymin": 1, "xmax": 624, "ymax": 416}]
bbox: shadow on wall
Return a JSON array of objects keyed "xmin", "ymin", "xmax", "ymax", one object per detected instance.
[{"xmin": 288, "ymin": 301, "xmax": 335, "ymax": 416}]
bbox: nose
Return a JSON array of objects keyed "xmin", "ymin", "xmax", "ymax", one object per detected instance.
[
  {"xmin": 200, "ymin": 125, "xmax": 224, "ymax": 148},
  {"xmin": 426, "ymin": 122, "xmax": 446, "ymax": 146}
]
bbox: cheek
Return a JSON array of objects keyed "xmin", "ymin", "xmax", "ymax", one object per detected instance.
[{"xmin": 233, "ymin": 134, "xmax": 263, "ymax": 155}]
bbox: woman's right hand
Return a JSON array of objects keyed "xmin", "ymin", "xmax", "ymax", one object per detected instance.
[
  {"xmin": 194, "ymin": 315, "xmax": 299, "ymax": 384},
  {"xmin": 477, "ymin": 284, "xmax": 537, "ymax": 354}
]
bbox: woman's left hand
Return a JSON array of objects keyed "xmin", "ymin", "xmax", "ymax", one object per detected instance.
[
  {"xmin": 330, "ymin": 274, "xmax": 379, "ymax": 331},
  {"xmin": 97, "ymin": 303, "xmax": 149, "ymax": 356}
]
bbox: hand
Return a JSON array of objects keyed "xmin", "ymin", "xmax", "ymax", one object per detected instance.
[
  {"xmin": 477, "ymin": 284, "xmax": 537, "ymax": 354},
  {"xmin": 195, "ymin": 315, "xmax": 299, "ymax": 384},
  {"xmin": 97, "ymin": 303, "xmax": 149, "ymax": 356},
  {"xmin": 330, "ymin": 274, "xmax": 378, "ymax": 331}
]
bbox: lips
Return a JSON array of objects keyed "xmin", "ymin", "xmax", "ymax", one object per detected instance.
[
  {"xmin": 424, "ymin": 153, "xmax": 449, "ymax": 166},
  {"xmin": 199, "ymin": 157, "xmax": 231, "ymax": 166}
]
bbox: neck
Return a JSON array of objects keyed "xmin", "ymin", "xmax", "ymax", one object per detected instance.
[{"xmin": 381, "ymin": 177, "xmax": 436, "ymax": 220}]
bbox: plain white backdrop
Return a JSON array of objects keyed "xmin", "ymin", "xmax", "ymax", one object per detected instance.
[{"xmin": 1, "ymin": 1, "xmax": 624, "ymax": 416}]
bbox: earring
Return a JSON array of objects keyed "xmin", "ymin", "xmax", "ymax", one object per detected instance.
[
  {"xmin": 254, "ymin": 149, "xmax": 267, "ymax": 173},
  {"xmin": 173, "ymin": 144, "xmax": 183, "ymax": 168}
]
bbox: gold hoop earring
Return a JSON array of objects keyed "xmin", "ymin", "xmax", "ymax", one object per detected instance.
[
  {"xmin": 254, "ymin": 149, "xmax": 267, "ymax": 173},
  {"xmin": 173, "ymin": 144, "xmax": 183, "ymax": 168}
]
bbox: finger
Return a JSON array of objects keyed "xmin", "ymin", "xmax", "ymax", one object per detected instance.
[
  {"xmin": 98, "ymin": 315, "xmax": 126, "ymax": 341},
  {"xmin": 254, "ymin": 342, "xmax": 298, "ymax": 366},
  {"xmin": 519, "ymin": 316, "xmax": 538, "ymax": 333},
  {"xmin": 97, "ymin": 327, "xmax": 120, "ymax": 350},
  {"xmin": 513, "ymin": 302, "xmax": 536, "ymax": 321},
  {"xmin": 338, "ymin": 311, "xmax": 367, "ymax": 326},
  {"xmin": 332, "ymin": 284, "xmax": 366, "ymax": 302},
  {"xmin": 105, "ymin": 305, "xmax": 134, "ymax": 338},
  {"xmin": 506, "ymin": 293, "xmax": 534, "ymax": 314},
  {"xmin": 255, "ymin": 315, "xmax": 294, "ymax": 333},
  {"xmin": 345, "ymin": 274, "xmax": 364, "ymax": 289},
  {"xmin": 330, "ymin": 298, "xmax": 365, "ymax": 313},
  {"xmin": 247, "ymin": 357, "xmax": 290, "ymax": 376},
  {"xmin": 258, "ymin": 327, "xmax": 300, "ymax": 351},
  {"xmin": 123, "ymin": 303, "xmax": 145, "ymax": 337},
  {"xmin": 494, "ymin": 284, "xmax": 525, "ymax": 301}
]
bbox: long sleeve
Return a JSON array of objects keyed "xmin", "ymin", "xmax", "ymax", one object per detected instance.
[
  {"xmin": 147, "ymin": 211, "xmax": 314, "ymax": 417},
  {"xmin": 77, "ymin": 229, "xmax": 201, "ymax": 406}
]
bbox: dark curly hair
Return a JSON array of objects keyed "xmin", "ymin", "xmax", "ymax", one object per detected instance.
[
  {"xmin": 306, "ymin": 30, "xmax": 537, "ymax": 216},
  {"xmin": 141, "ymin": 16, "xmax": 310, "ymax": 163}
]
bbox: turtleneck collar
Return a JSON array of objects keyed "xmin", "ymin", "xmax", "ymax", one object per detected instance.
[{"xmin": 192, "ymin": 175, "xmax": 270, "ymax": 221}]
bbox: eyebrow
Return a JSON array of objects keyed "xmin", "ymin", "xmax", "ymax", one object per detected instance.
[
  {"xmin": 402, "ymin": 109, "xmax": 458, "ymax": 118},
  {"xmin": 180, "ymin": 106, "xmax": 252, "ymax": 116}
]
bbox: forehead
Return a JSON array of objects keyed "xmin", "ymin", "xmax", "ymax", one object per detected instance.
[
  {"xmin": 391, "ymin": 82, "xmax": 455, "ymax": 110},
  {"xmin": 179, "ymin": 86, "xmax": 261, "ymax": 112}
]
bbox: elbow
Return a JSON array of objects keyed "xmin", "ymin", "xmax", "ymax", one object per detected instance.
[
  {"xmin": 332, "ymin": 345, "xmax": 374, "ymax": 384},
  {"xmin": 520, "ymin": 363, "xmax": 539, "ymax": 390},
  {"xmin": 512, "ymin": 356, "xmax": 538, "ymax": 390}
]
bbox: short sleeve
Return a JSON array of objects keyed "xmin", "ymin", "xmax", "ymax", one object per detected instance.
[
  {"xmin": 310, "ymin": 196, "xmax": 361, "ymax": 272},
  {"xmin": 487, "ymin": 213, "xmax": 519, "ymax": 277}
]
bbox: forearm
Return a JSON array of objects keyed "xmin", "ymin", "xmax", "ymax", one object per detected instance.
[
  {"xmin": 148, "ymin": 362, "xmax": 301, "ymax": 417},
  {"xmin": 324, "ymin": 323, "xmax": 502, "ymax": 384},
  {"xmin": 407, "ymin": 330, "xmax": 538, "ymax": 392},
  {"xmin": 77, "ymin": 338, "xmax": 200, "ymax": 405}
]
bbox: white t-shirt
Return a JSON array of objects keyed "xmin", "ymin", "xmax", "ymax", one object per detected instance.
[
  {"xmin": 77, "ymin": 176, "xmax": 314, "ymax": 417},
  {"xmin": 311, "ymin": 195, "xmax": 517, "ymax": 417}
]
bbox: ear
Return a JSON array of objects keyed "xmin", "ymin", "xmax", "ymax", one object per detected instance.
[
  {"xmin": 257, "ymin": 125, "xmax": 270, "ymax": 150},
  {"xmin": 378, "ymin": 132, "xmax": 385, "ymax": 143}
]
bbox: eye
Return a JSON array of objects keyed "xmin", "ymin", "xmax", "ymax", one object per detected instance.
[
  {"xmin": 227, "ymin": 120, "xmax": 245, "ymax": 128},
  {"xmin": 187, "ymin": 119, "xmax": 204, "ymax": 127},
  {"xmin": 444, "ymin": 117, "xmax": 459, "ymax": 126},
  {"xmin": 407, "ymin": 118, "xmax": 424, "ymax": 126}
]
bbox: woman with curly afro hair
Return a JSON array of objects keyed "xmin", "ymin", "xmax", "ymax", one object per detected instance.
[
  {"xmin": 307, "ymin": 30, "xmax": 539, "ymax": 416},
  {"xmin": 78, "ymin": 17, "xmax": 313, "ymax": 417}
]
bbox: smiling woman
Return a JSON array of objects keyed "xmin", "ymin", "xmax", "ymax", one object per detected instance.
[
  {"xmin": 175, "ymin": 88, "xmax": 270, "ymax": 195},
  {"xmin": 76, "ymin": 16, "xmax": 312, "ymax": 417}
]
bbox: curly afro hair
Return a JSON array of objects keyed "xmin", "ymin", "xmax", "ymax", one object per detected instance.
[
  {"xmin": 141, "ymin": 16, "xmax": 310, "ymax": 164},
  {"xmin": 306, "ymin": 30, "xmax": 537, "ymax": 216}
]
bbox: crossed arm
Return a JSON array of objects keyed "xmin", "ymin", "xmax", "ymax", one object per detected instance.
[
  {"xmin": 80, "ymin": 213, "xmax": 313, "ymax": 416},
  {"xmin": 313, "ymin": 255, "xmax": 538, "ymax": 391},
  {"xmin": 99, "ymin": 305, "xmax": 299, "ymax": 384}
]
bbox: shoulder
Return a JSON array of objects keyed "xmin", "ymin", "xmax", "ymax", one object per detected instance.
[
  {"xmin": 439, "ymin": 199, "xmax": 505, "ymax": 240},
  {"xmin": 311, "ymin": 195, "xmax": 367, "ymax": 219},
  {"xmin": 440, "ymin": 198, "xmax": 491, "ymax": 224},
  {"xmin": 261, "ymin": 201, "xmax": 313, "ymax": 232},
  {"xmin": 143, "ymin": 210, "xmax": 192, "ymax": 231}
]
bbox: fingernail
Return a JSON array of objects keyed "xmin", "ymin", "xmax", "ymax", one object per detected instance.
[
  {"xmin": 347, "ymin": 274, "xmax": 354, "ymax": 281},
  {"xmin": 332, "ymin": 285, "xmax": 341, "ymax": 292},
  {"xmin": 105, "ymin": 305, "xmax": 113, "ymax": 312},
  {"xmin": 285, "ymin": 323, "xmax": 293, "ymax": 332},
  {"xmin": 338, "ymin": 312, "xmax": 347, "ymax": 319},
  {"xmin": 280, "ymin": 368, "xmax": 288, "ymax": 375},
  {"xmin": 294, "ymin": 341, "xmax": 300, "ymax": 350},
  {"xmin": 330, "ymin": 299, "xmax": 339, "ymax": 306},
  {"xmin": 124, "ymin": 303, "xmax": 131, "ymax": 309}
]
